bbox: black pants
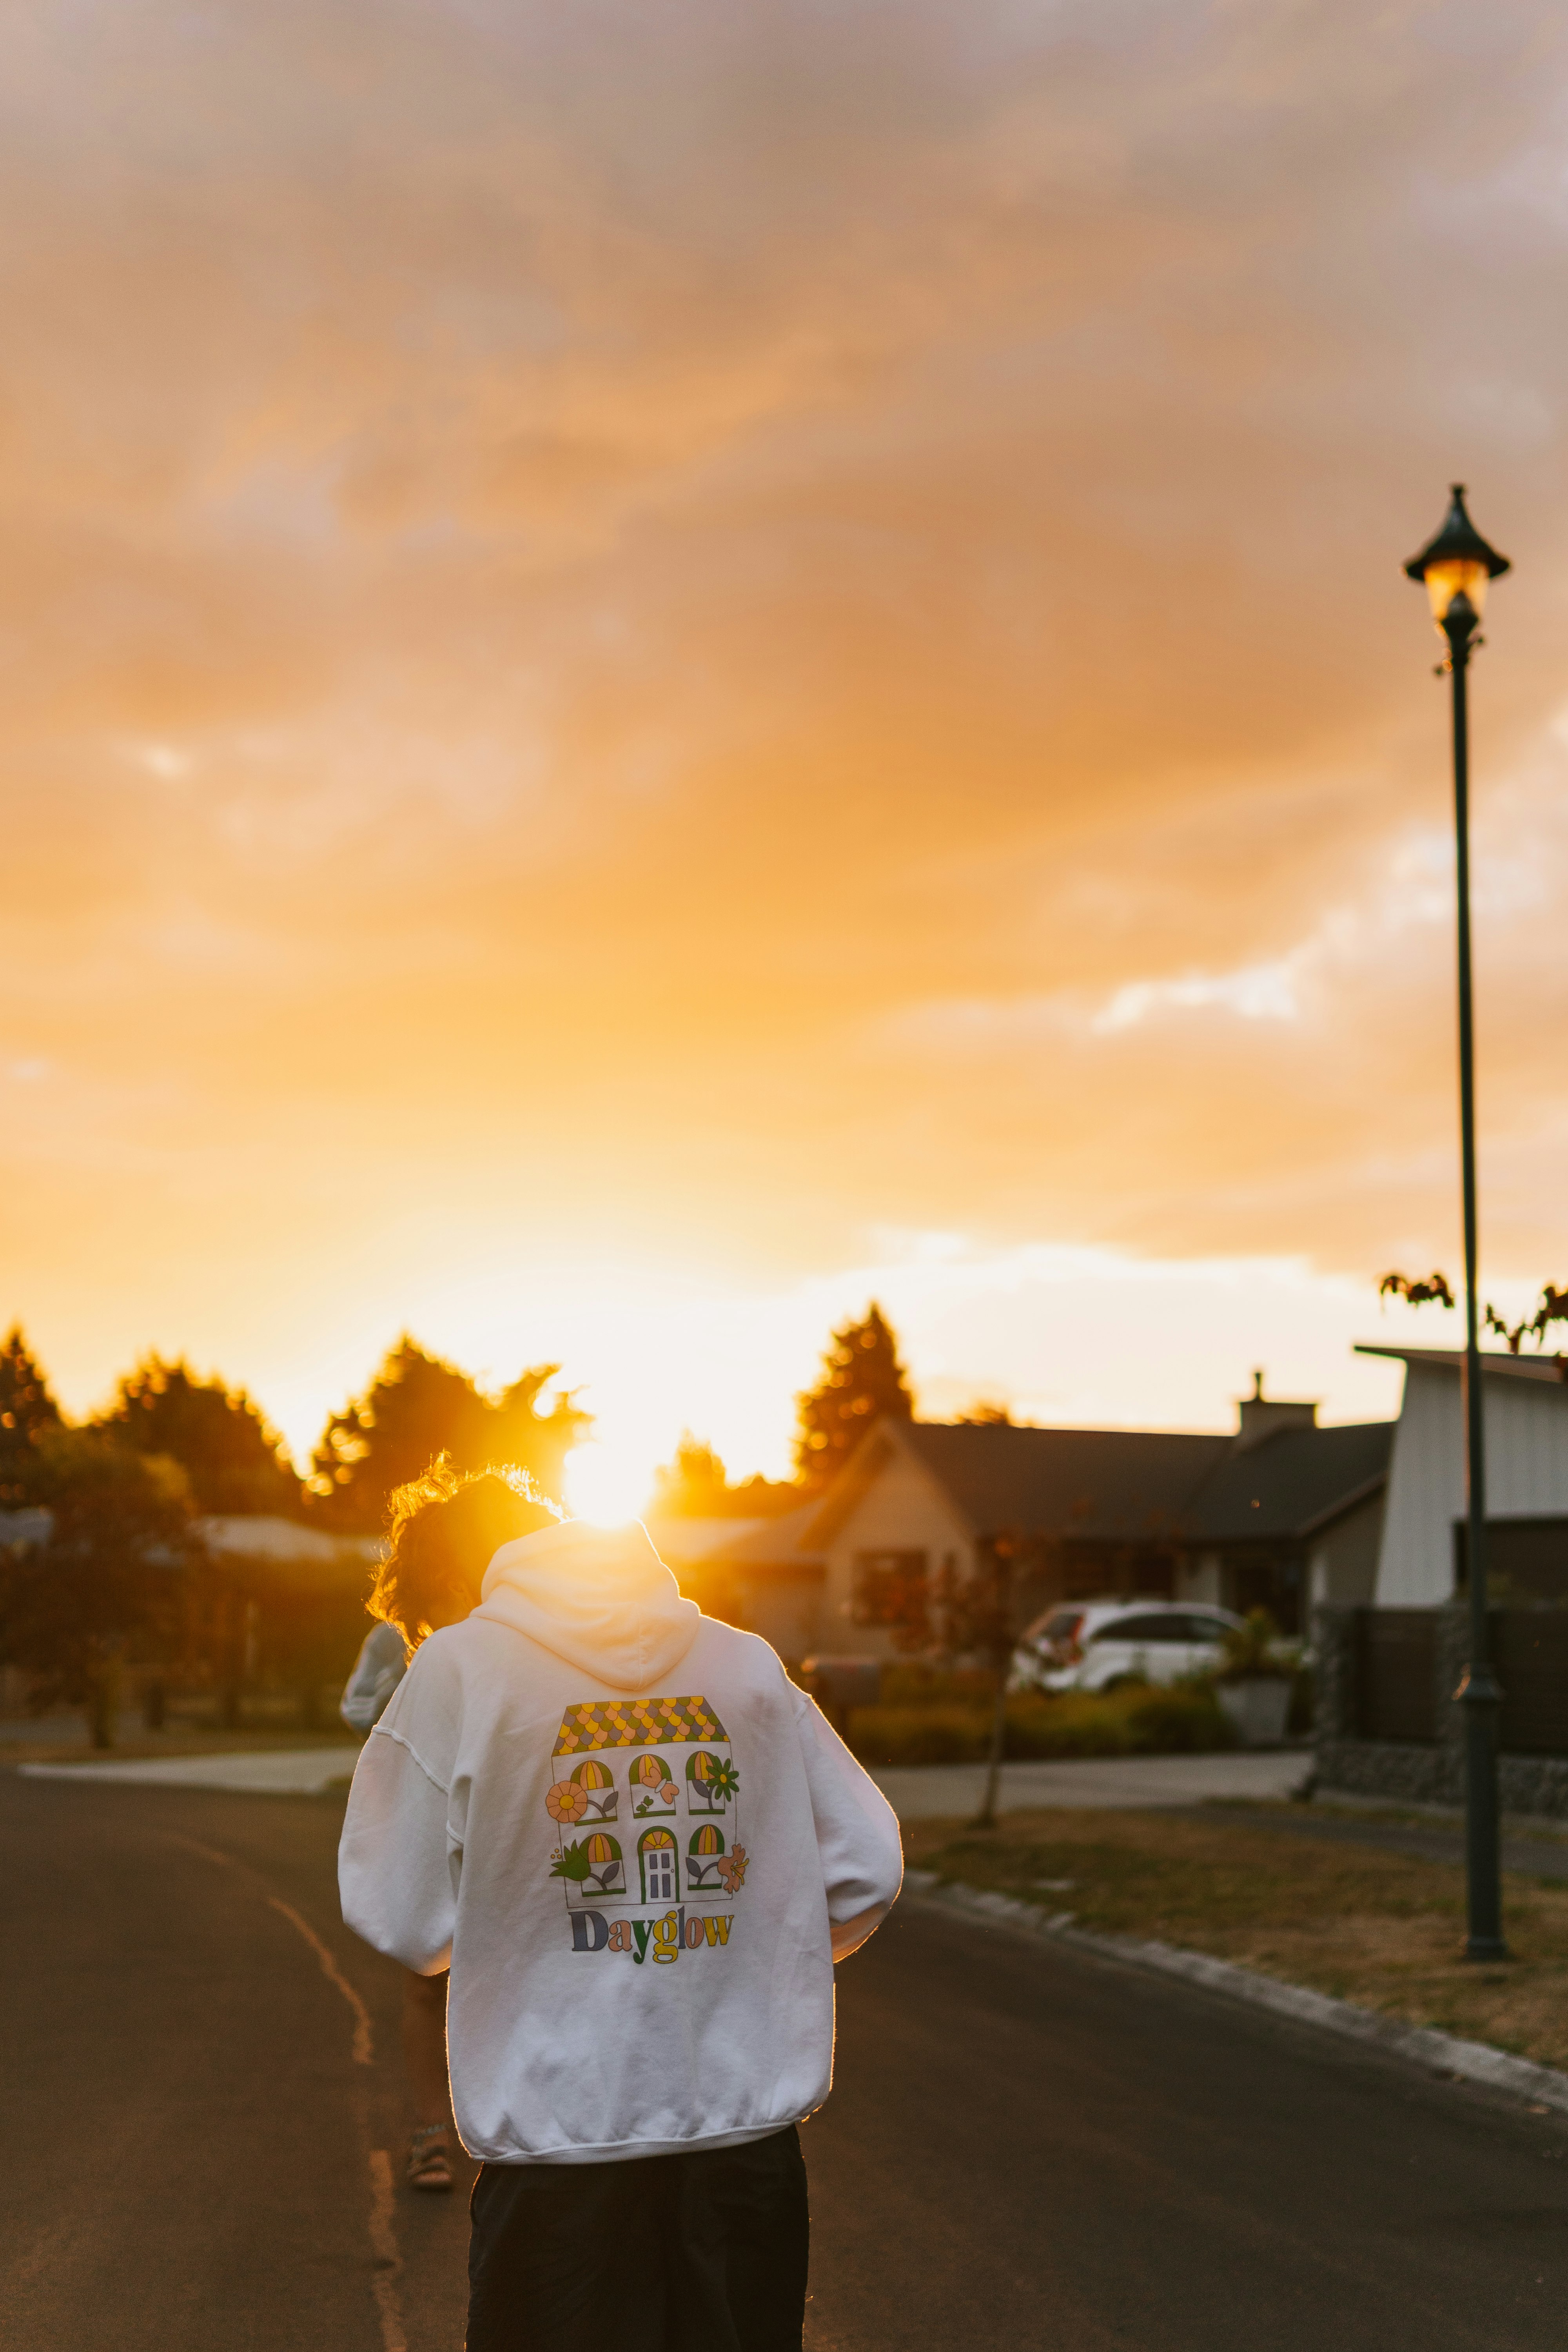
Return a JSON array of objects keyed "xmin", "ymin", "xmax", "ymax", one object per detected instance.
[{"xmin": 466, "ymin": 2125, "xmax": 809, "ymax": 2352}]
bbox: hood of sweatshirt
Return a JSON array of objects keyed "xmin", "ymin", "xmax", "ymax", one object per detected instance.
[{"xmin": 474, "ymin": 1516, "xmax": 700, "ymax": 1691}]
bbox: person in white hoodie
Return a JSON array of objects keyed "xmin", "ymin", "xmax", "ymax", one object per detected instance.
[{"xmin": 339, "ymin": 1463, "xmax": 903, "ymax": 2352}]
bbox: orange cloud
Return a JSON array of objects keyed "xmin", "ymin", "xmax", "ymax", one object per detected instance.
[{"xmin": 4, "ymin": 0, "xmax": 1568, "ymax": 1455}]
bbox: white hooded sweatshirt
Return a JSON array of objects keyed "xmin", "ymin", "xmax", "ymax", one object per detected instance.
[{"xmin": 338, "ymin": 1516, "xmax": 904, "ymax": 2165}]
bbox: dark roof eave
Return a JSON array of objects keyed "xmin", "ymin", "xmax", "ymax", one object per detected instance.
[
  {"xmin": 1293, "ymin": 1471, "xmax": 1389, "ymax": 1539},
  {"xmin": 1355, "ymin": 1342, "xmax": 1568, "ymax": 1385}
]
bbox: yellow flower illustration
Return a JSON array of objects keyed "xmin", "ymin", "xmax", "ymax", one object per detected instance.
[{"xmin": 546, "ymin": 1780, "xmax": 588, "ymax": 1824}]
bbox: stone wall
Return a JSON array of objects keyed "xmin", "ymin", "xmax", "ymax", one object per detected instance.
[{"xmin": 1313, "ymin": 1602, "xmax": 1568, "ymax": 1819}]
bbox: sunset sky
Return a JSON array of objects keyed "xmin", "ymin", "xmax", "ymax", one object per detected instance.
[{"xmin": 5, "ymin": 0, "xmax": 1568, "ymax": 1488}]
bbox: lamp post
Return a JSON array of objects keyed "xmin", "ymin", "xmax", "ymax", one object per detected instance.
[{"xmin": 1403, "ymin": 484, "xmax": 1511, "ymax": 1963}]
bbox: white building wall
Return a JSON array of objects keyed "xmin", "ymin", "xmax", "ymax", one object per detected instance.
[
  {"xmin": 815, "ymin": 1443, "xmax": 976, "ymax": 1659},
  {"xmin": 736, "ymin": 1573, "xmax": 826, "ymax": 1664},
  {"xmin": 1375, "ymin": 1366, "xmax": 1568, "ymax": 1604},
  {"xmin": 1308, "ymin": 1492, "xmax": 1385, "ymax": 1609}
]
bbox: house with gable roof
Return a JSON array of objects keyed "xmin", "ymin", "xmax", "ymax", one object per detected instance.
[
  {"xmin": 545, "ymin": 1694, "xmax": 742, "ymax": 1913},
  {"xmin": 651, "ymin": 1373, "xmax": 1394, "ymax": 1661}
]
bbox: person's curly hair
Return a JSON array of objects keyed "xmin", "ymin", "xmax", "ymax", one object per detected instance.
[{"xmin": 367, "ymin": 1457, "xmax": 561, "ymax": 1651}]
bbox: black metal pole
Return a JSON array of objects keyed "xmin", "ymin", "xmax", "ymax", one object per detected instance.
[{"xmin": 1445, "ymin": 592, "xmax": 1506, "ymax": 1962}]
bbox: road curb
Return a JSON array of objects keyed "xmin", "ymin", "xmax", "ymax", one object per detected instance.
[{"xmin": 903, "ymin": 1869, "xmax": 1568, "ymax": 2116}]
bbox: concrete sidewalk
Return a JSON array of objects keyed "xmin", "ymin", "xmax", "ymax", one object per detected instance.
[
  {"xmin": 15, "ymin": 1741, "xmax": 1310, "ymax": 1813},
  {"xmin": 871, "ymin": 1749, "xmax": 1310, "ymax": 1821},
  {"xmin": 17, "ymin": 1747, "xmax": 361, "ymax": 1795}
]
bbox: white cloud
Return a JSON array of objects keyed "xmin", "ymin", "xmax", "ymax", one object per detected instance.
[{"xmin": 1093, "ymin": 956, "xmax": 1302, "ymax": 1031}]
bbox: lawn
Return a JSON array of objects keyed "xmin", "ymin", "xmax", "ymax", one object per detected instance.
[{"xmin": 903, "ymin": 1806, "xmax": 1568, "ymax": 2073}]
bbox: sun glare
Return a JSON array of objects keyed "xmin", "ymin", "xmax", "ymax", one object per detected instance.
[{"xmin": 564, "ymin": 1442, "xmax": 655, "ymax": 1527}]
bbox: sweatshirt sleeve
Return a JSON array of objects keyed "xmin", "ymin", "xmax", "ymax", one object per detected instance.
[
  {"xmin": 792, "ymin": 1689, "xmax": 903, "ymax": 1957},
  {"xmin": 338, "ymin": 1641, "xmax": 463, "ymax": 1975}
]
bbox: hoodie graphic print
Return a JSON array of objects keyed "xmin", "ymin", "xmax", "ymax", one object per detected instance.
[
  {"xmin": 338, "ymin": 1518, "xmax": 904, "ymax": 2163},
  {"xmin": 547, "ymin": 1693, "xmax": 746, "ymax": 1959}
]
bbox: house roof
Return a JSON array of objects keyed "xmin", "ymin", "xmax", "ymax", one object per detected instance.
[
  {"xmin": 1178, "ymin": 1417, "xmax": 1393, "ymax": 1542},
  {"xmin": 641, "ymin": 1514, "xmax": 775, "ymax": 1568},
  {"xmin": 1355, "ymin": 1343, "xmax": 1568, "ymax": 1386},
  {"xmin": 902, "ymin": 1421, "xmax": 1229, "ymax": 1543},
  {"xmin": 673, "ymin": 1407, "xmax": 1395, "ymax": 1577},
  {"xmin": 707, "ymin": 1498, "xmax": 828, "ymax": 1570},
  {"xmin": 900, "ymin": 1418, "xmax": 1391, "ymax": 1546}
]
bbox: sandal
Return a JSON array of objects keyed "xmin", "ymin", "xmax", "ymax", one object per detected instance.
[{"xmin": 407, "ymin": 2123, "xmax": 453, "ymax": 2193}]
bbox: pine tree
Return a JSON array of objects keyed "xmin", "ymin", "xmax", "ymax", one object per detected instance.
[
  {"xmin": 793, "ymin": 1304, "xmax": 914, "ymax": 1490},
  {"xmin": 0, "ymin": 1328, "xmax": 64, "ymax": 1508}
]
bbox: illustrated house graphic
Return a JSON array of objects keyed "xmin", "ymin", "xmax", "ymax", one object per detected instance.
[{"xmin": 547, "ymin": 1695, "xmax": 738, "ymax": 1913}]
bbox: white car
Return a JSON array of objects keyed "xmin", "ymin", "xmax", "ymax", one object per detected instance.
[{"xmin": 1010, "ymin": 1600, "xmax": 1245, "ymax": 1695}]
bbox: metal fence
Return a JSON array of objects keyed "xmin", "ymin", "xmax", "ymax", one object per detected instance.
[
  {"xmin": 1355, "ymin": 1609, "xmax": 1437, "ymax": 1744},
  {"xmin": 1353, "ymin": 1606, "xmax": 1568, "ymax": 1755}
]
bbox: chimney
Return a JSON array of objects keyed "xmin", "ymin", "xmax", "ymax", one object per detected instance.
[{"xmin": 1235, "ymin": 1368, "xmax": 1317, "ymax": 1452}]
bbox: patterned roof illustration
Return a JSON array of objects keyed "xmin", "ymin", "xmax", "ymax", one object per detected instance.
[{"xmin": 552, "ymin": 1695, "xmax": 728, "ymax": 1756}]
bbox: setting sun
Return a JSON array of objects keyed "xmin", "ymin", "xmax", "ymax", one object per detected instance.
[{"xmin": 564, "ymin": 1442, "xmax": 656, "ymax": 1528}]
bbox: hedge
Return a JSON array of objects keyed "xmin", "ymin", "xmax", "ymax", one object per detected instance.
[{"xmin": 846, "ymin": 1681, "xmax": 1237, "ymax": 1768}]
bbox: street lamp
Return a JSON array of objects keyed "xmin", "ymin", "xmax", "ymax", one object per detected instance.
[{"xmin": 1403, "ymin": 484, "xmax": 1511, "ymax": 1963}]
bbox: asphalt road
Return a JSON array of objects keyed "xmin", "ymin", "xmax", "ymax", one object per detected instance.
[{"xmin": 6, "ymin": 1775, "xmax": 1568, "ymax": 2351}]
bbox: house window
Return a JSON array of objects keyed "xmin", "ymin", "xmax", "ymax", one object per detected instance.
[
  {"xmin": 851, "ymin": 1549, "xmax": 929, "ymax": 1638},
  {"xmin": 568, "ymin": 1756, "xmax": 618, "ymax": 1819},
  {"xmin": 629, "ymin": 1753, "xmax": 676, "ymax": 1817},
  {"xmin": 581, "ymin": 1834, "xmax": 622, "ymax": 1897},
  {"xmin": 686, "ymin": 1823, "xmax": 726, "ymax": 1889},
  {"xmin": 686, "ymin": 1751, "xmax": 730, "ymax": 1812},
  {"xmin": 639, "ymin": 1829, "xmax": 679, "ymax": 1904}
]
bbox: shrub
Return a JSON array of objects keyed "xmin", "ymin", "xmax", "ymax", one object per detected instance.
[
  {"xmin": 844, "ymin": 1705, "xmax": 991, "ymax": 1765},
  {"xmin": 1215, "ymin": 1606, "xmax": 1294, "ymax": 1684},
  {"xmin": 880, "ymin": 1661, "xmax": 995, "ymax": 1706},
  {"xmin": 1120, "ymin": 1681, "xmax": 1236, "ymax": 1753},
  {"xmin": 846, "ymin": 1679, "xmax": 1236, "ymax": 1767}
]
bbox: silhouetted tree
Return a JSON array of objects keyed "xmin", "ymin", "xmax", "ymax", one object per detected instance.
[
  {"xmin": 0, "ymin": 1428, "xmax": 193, "ymax": 1746},
  {"xmin": 0, "ymin": 1327, "xmax": 64, "ymax": 1508},
  {"xmin": 651, "ymin": 1432, "xmax": 799, "ymax": 1519},
  {"xmin": 849, "ymin": 1528, "xmax": 1027, "ymax": 1828},
  {"xmin": 94, "ymin": 1356, "xmax": 302, "ymax": 1517},
  {"xmin": 793, "ymin": 1304, "xmax": 914, "ymax": 1490},
  {"xmin": 308, "ymin": 1336, "xmax": 589, "ymax": 1530},
  {"xmin": 1381, "ymin": 1269, "xmax": 1568, "ymax": 1356},
  {"xmin": 935, "ymin": 1539, "xmax": 1026, "ymax": 1829}
]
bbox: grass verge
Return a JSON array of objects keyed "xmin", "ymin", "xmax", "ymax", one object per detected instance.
[{"xmin": 904, "ymin": 1806, "xmax": 1568, "ymax": 2072}]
